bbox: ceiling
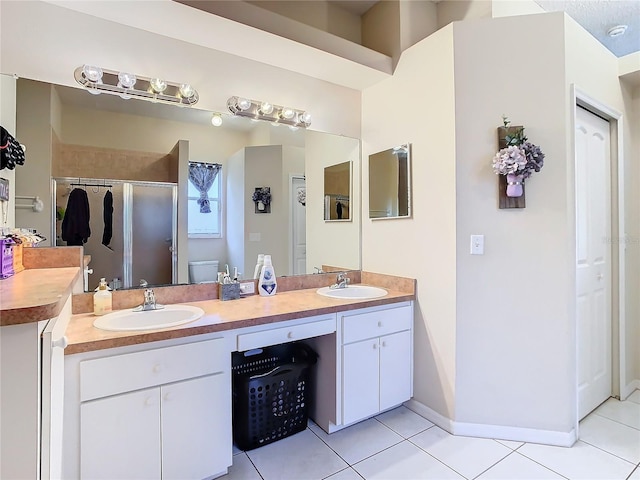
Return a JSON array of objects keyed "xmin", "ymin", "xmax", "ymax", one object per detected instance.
[{"xmin": 330, "ymin": 0, "xmax": 639, "ymax": 58}]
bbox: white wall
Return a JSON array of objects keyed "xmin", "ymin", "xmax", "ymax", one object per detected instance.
[
  {"xmin": 453, "ymin": 13, "xmax": 573, "ymax": 436},
  {"xmin": 362, "ymin": 25, "xmax": 458, "ymax": 419},
  {"xmin": 0, "ymin": 74, "xmax": 16, "ymax": 229}
]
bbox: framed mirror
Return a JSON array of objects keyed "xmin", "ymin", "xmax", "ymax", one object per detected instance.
[
  {"xmin": 323, "ymin": 161, "xmax": 351, "ymax": 221},
  {"xmin": 368, "ymin": 144, "xmax": 411, "ymax": 219}
]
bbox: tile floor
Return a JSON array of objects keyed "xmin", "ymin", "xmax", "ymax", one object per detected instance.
[{"xmin": 221, "ymin": 389, "xmax": 640, "ymax": 480}]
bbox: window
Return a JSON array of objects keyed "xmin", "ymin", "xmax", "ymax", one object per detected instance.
[{"xmin": 188, "ymin": 170, "xmax": 221, "ymax": 238}]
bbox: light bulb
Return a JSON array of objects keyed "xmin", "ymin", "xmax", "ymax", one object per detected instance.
[
  {"xmin": 237, "ymin": 97, "xmax": 252, "ymax": 111},
  {"xmin": 289, "ymin": 125, "xmax": 299, "ymax": 131},
  {"xmin": 117, "ymin": 72, "xmax": 136, "ymax": 89},
  {"xmin": 87, "ymin": 79, "xmax": 103, "ymax": 95},
  {"xmin": 117, "ymin": 83, "xmax": 132, "ymax": 99},
  {"xmin": 211, "ymin": 114, "xmax": 223, "ymax": 127},
  {"xmin": 299, "ymin": 111, "xmax": 312, "ymax": 125},
  {"xmin": 82, "ymin": 65, "xmax": 103, "ymax": 82},
  {"xmin": 149, "ymin": 78, "xmax": 167, "ymax": 93},
  {"xmin": 281, "ymin": 107, "xmax": 295, "ymax": 120},
  {"xmin": 259, "ymin": 102, "xmax": 274, "ymax": 115},
  {"xmin": 179, "ymin": 84, "xmax": 195, "ymax": 99}
]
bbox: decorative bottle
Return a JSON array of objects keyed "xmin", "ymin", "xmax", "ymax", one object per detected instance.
[
  {"xmin": 258, "ymin": 255, "xmax": 277, "ymax": 296},
  {"xmin": 93, "ymin": 277, "xmax": 112, "ymax": 315}
]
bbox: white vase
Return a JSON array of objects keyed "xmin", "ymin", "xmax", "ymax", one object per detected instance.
[{"xmin": 258, "ymin": 201, "xmax": 265, "ymax": 211}]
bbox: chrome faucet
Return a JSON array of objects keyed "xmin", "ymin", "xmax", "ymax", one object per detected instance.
[
  {"xmin": 331, "ymin": 272, "xmax": 350, "ymax": 289},
  {"xmin": 135, "ymin": 288, "xmax": 164, "ymax": 311},
  {"xmin": 313, "ymin": 267, "xmax": 324, "ymax": 274}
]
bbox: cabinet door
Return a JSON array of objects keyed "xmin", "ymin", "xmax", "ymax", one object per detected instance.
[
  {"xmin": 342, "ymin": 339, "xmax": 380, "ymax": 425},
  {"xmin": 379, "ymin": 330, "xmax": 412, "ymax": 412},
  {"xmin": 161, "ymin": 373, "xmax": 231, "ymax": 480},
  {"xmin": 81, "ymin": 388, "xmax": 161, "ymax": 480}
]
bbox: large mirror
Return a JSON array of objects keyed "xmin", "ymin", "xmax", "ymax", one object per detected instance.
[
  {"xmin": 323, "ymin": 161, "xmax": 351, "ymax": 221},
  {"xmin": 369, "ymin": 144, "xmax": 411, "ymax": 219},
  {"xmin": 11, "ymin": 78, "xmax": 361, "ymax": 290}
]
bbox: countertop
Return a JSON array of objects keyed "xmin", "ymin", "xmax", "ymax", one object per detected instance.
[
  {"xmin": 0, "ymin": 267, "xmax": 82, "ymax": 326},
  {"xmin": 65, "ymin": 286, "xmax": 414, "ymax": 355}
]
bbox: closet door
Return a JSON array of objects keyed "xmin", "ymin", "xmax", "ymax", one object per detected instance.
[{"xmin": 131, "ymin": 184, "xmax": 174, "ymax": 287}]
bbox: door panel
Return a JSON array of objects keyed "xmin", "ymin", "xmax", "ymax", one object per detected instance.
[
  {"xmin": 576, "ymin": 106, "xmax": 612, "ymax": 419},
  {"xmin": 342, "ymin": 340, "xmax": 379, "ymax": 425},
  {"xmin": 379, "ymin": 330, "xmax": 412, "ymax": 411}
]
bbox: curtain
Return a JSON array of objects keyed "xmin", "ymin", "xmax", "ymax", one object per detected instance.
[{"xmin": 188, "ymin": 163, "xmax": 221, "ymax": 213}]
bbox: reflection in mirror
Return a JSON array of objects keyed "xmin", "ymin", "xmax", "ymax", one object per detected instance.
[
  {"xmin": 369, "ymin": 144, "xmax": 411, "ymax": 219},
  {"xmin": 12, "ymin": 78, "xmax": 361, "ymax": 290},
  {"xmin": 323, "ymin": 161, "xmax": 351, "ymax": 221}
]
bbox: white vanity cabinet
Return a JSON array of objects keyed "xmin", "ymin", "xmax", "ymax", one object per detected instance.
[
  {"xmin": 308, "ymin": 301, "xmax": 413, "ymax": 433},
  {"xmin": 64, "ymin": 336, "xmax": 232, "ymax": 480},
  {"xmin": 341, "ymin": 302, "xmax": 413, "ymax": 425}
]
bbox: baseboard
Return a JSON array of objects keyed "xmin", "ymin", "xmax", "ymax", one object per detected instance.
[
  {"xmin": 404, "ymin": 399, "xmax": 577, "ymax": 447},
  {"xmin": 621, "ymin": 379, "xmax": 640, "ymax": 400}
]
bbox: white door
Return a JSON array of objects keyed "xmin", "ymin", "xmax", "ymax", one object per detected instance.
[
  {"xmin": 162, "ymin": 374, "xmax": 231, "ymax": 480},
  {"xmin": 576, "ymin": 106, "xmax": 612, "ymax": 420},
  {"xmin": 379, "ymin": 330, "xmax": 412, "ymax": 412},
  {"xmin": 81, "ymin": 388, "xmax": 161, "ymax": 479},
  {"xmin": 342, "ymin": 339, "xmax": 379, "ymax": 425},
  {"xmin": 291, "ymin": 176, "xmax": 307, "ymax": 274}
]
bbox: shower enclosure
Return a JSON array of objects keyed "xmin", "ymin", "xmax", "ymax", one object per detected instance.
[{"xmin": 53, "ymin": 178, "xmax": 177, "ymax": 291}]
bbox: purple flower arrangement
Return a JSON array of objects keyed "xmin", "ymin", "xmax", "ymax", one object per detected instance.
[{"xmin": 492, "ymin": 116, "xmax": 545, "ymax": 179}]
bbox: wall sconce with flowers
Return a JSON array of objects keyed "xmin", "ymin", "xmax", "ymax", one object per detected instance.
[
  {"xmin": 252, "ymin": 187, "xmax": 272, "ymax": 213},
  {"xmin": 492, "ymin": 116, "xmax": 545, "ymax": 209}
]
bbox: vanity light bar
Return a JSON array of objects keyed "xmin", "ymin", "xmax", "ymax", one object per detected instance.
[
  {"xmin": 227, "ymin": 96, "xmax": 311, "ymax": 128},
  {"xmin": 74, "ymin": 65, "xmax": 199, "ymax": 106}
]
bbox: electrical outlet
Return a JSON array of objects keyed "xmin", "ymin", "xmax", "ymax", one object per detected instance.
[{"xmin": 239, "ymin": 282, "xmax": 256, "ymax": 295}]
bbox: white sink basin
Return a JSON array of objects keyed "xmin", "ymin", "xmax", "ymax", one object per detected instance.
[
  {"xmin": 316, "ymin": 285, "xmax": 388, "ymax": 299},
  {"xmin": 93, "ymin": 304, "xmax": 205, "ymax": 332}
]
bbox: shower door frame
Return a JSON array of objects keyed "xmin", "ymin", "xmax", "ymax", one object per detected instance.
[{"xmin": 52, "ymin": 178, "xmax": 178, "ymax": 290}]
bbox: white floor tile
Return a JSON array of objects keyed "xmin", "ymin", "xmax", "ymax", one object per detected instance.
[
  {"xmin": 246, "ymin": 429, "xmax": 348, "ymax": 480},
  {"xmin": 495, "ymin": 439, "xmax": 525, "ymax": 450},
  {"xmin": 476, "ymin": 452, "xmax": 564, "ymax": 479},
  {"xmin": 352, "ymin": 440, "xmax": 463, "ymax": 480},
  {"xmin": 219, "ymin": 452, "xmax": 261, "ymax": 480},
  {"xmin": 629, "ymin": 466, "xmax": 640, "ymax": 479},
  {"xmin": 627, "ymin": 390, "xmax": 640, "ymax": 404},
  {"xmin": 519, "ymin": 440, "xmax": 636, "ymax": 480},
  {"xmin": 580, "ymin": 413, "xmax": 640, "ymax": 463},
  {"xmin": 324, "ymin": 467, "xmax": 364, "ymax": 480},
  {"xmin": 593, "ymin": 398, "xmax": 640, "ymax": 430},
  {"xmin": 309, "ymin": 418, "xmax": 404, "ymax": 465},
  {"xmin": 375, "ymin": 406, "xmax": 434, "ymax": 438},
  {"xmin": 409, "ymin": 426, "xmax": 511, "ymax": 479}
]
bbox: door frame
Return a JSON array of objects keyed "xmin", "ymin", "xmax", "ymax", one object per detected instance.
[{"xmin": 571, "ymin": 85, "xmax": 627, "ymax": 431}]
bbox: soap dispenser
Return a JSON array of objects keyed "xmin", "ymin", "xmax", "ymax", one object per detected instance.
[
  {"xmin": 93, "ymin": 277, "xmax": 113, "ymax": 316},
  {"xmin": 253, "ymin": 254, "xmax": 265, "ymax": 280},
  {"xmin": 258, "ymin": 255, "xmax": 277, "ymax": 296}
]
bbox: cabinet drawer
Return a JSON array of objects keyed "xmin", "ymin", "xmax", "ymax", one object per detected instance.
[
  {"xmin": 237, "ymin": 315, "xmax": 336, "ymax": 351},
  {"xmin": 80, "ymin": 338, "xmax": 227, "ymax": 402},
  {"xmin": 342, "ymin": 304, "xmax": 412, "ymax": 344}
]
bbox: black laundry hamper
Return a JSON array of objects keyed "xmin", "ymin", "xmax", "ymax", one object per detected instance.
[{"xmin": 232, "ymin": 342, "xmax": 318, "ymax": 451}]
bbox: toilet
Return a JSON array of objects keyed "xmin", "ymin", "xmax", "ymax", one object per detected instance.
[{"xmin": 188, "ymin": 260, "xmax": 219, "ymax": 283}]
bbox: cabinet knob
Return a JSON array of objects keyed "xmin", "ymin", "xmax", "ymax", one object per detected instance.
[
  {"xmin": 373, "ymin": 343, "xmax": 378, "ymax": 349},
  {"xmin": 164, "ymin": 392, "xmax": 172, "ymax": 402},
  {"xmin": 287, "ymin": 331, "xmax": 294, "ymax": 339},
  {"xmin": 153, "ymin": 364, "xmax": 162, "ymax": 373},
  {"xmin": 377, "ymin": 321, "xmax": 382, "ymax": 328},
  {"xmin": 382, "ymin": 341, "xmax": 387, "ymax": 348},
  {"xmin": 144, "ymin": 397, "xmax": 154, "ymax": 406}
]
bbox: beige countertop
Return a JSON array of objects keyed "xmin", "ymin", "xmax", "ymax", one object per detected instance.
[
  {"xmin": 65, "ymin": 286, "xmax": 414, "ymax": 355},
  {"xmin": 0, "ymin": 267, "xmax": 82, "ymax": 326}
]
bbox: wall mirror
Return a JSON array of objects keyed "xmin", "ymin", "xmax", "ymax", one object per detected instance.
[
  {"xmin": 12, "ymin": 78, "xmax": 361, "ymax": 291},
  {"xmin": 323, "ymin": 161, "xmax": 351, "ymax": 221},
  {"xmin": 369, "ymin": 143, "xmax": 411, "ymax": 219}
]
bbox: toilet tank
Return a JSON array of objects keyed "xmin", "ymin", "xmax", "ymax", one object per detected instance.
[{"xmin": 188, "ymin": 260, "xmax": 219, "ymax": 283}]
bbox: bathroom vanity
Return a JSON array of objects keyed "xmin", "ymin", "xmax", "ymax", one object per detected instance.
[{"xmin": 61, "ymin": 280, "xmax": 415, "ymax": 479}]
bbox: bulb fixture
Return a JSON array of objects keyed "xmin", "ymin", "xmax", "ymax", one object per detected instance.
[
  {"xmin": 74, "ymin": 66, "xmax": 199, "ymax": 106},
  {"xmin": 227, "ymin": 96, "xmax": 312, "ymax": 128},
  {"xmin": 211, "ymin": 113, "xmax": 223, "ymax": 127},
  {"xmin": 149, "ymin": 78, "xmax": 168, "ymax": 94}
]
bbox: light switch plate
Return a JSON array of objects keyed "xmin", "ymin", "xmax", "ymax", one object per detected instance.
[
  {"xmin": 470, "ymin": 235, "xmax": 484, "ymax": 255},
  {"xmin": 239, "ymin": 282, "xmax": 255, "ymax": 295}
]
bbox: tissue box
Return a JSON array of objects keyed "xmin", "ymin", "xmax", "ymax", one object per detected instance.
[{"xmin": 219, "ymin": 283, "xmax": 241, "ymax": 301}]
